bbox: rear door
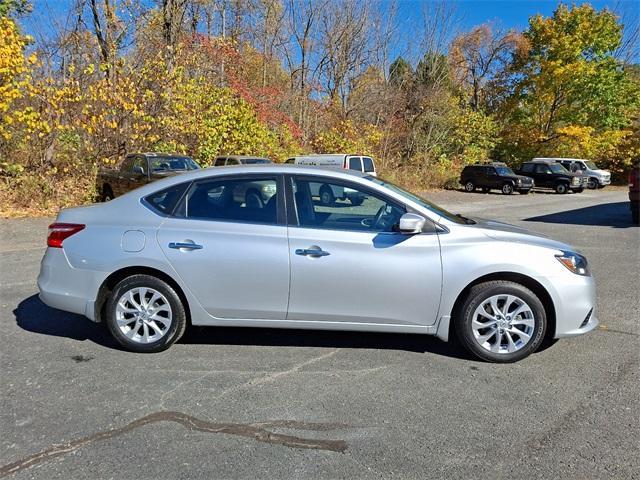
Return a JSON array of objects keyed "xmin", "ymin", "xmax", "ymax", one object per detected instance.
[
  {"xmin": 286, "ymin": 175, "xmax": 442, "ymax": 327},
  {"xmin": 157, "ymin": 174, "xmax": 289, "ymax": 319}
]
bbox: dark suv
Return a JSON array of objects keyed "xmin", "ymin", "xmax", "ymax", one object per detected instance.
[
  {"xmin": 460, "ymin": 163, "xmax": 534, "ymax": 195},
  {"xmin": 516, "ymin": 160, "xmax": 584, "ymax": 194}
]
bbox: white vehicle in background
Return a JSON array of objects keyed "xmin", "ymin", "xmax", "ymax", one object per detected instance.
[
  {"xmin": 285, "ymin": 154, "xmax": 377, "ymax": 205},
  {"xmin": 536, "ymin": 158, "xmax": 611, "ymax": 190}
]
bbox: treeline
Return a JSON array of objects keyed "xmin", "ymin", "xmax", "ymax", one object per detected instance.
[{"xmin": 1, "ymin": 0, "xmax": 639, "ymax": 214}]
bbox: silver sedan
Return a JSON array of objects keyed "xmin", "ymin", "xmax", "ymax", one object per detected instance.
[{"xmin": 38, "ymin": 165, "xmax": 598, "ymax": 362}]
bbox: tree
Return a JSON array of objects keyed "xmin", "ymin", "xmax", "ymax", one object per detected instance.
[
  {"xmin": 496, "ymin": 4, "xmax": 640, "ymax": 164},
  {"xmin": 449, "ymin": 24, "xmax": 523, "ymax": 111}
]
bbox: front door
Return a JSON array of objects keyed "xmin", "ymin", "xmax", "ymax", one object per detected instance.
[
  {"xmin": 157, "ymin": 174, "xmax": 289, "ymax": 319},
  {"xmin": 286, "ymin": 175, "xmax": 442, "ymax": 327}
]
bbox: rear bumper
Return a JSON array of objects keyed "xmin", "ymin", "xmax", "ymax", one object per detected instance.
[{"xmin": 37, "ymin": 248, "xmax": 104, "ymax": 320}]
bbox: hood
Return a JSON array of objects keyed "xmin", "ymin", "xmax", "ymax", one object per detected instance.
[
  {"xmin": 592, "ymin": 169, "xmax": 610, "ymax": 176},
  {"xmin": 469, "ymin": 217, "xmax": 574, "ymax": 252}
]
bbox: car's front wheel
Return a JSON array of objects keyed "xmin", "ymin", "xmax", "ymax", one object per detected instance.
[
  {"xmin": 555, "ymin": 183, "xmax": 569, "ymax": 194},
  {"xmin": 501, "ymin": 183, "xmax": 514, "ymax": 195},
  {"xmin": 455, "ymin": 280, "xmax": 546, "ymax": 363},
  {"xmin": 587, "ymin": 178, "xmax": 598, "ymax": 189},
  {"xmin": 106, "ymin": 274, "xmax": 187, "ymax": 353},
  {"xmin": 464, "ymin": 181, "xmax": 476, "ymax": 192}
]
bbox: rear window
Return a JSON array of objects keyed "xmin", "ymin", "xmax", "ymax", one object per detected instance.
[
  {"xmin": 215, "ymin": 158, "xmax": 226, "ymax": 166},
  {"xmin": 240, "ymin": 158, "xmax": 272, "ymax": 164},
  {"xmin": 285, "ymin": 158, "xmax": 295, "ymax": 164},
  {"xmin": 362, "ymin": 157, "xmax": 375, "ymax": 173},
  {"xmin": 143, "ymin": 183, "xmax": 190, "ymax": 216},
  {"xmin": 521, "ymin": 163, "xmax": 534, "ymax": 173}
]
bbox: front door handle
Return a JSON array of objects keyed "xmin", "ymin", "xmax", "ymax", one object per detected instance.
[
  {"xmin": 169, "ymin": 241, "xmax": 203, "ymax": 251},
  {"xmin": 295, "ymin": 247, "xmax": 330, "ymax": 257}
]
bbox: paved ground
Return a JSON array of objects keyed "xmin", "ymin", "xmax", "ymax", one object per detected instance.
[{"xmin": 1, "ymin": 188, "xmax": 638, "ymax": 479}]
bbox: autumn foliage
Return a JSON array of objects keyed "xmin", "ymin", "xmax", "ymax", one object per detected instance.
[{"xmin": 1, "ymin": 2, "xmax": 639, "ymax": 216}]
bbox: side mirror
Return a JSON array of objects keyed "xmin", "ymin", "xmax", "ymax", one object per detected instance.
[
  {"xmin": 398, "ymin": 213, "xmax": 426, "ymax": 234},
  {"xmin": 132, "ymin": 165, "xmax": 145, "ymax": 175}
]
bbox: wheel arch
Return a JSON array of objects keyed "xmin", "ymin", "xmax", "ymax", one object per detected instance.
[
  {"xmin": 94, "ymin": 266, "xmax": 191, "ymax": 325},
  {"xmin": 448, "ymin": 271, "xmax": 556, "ymax": 342}
]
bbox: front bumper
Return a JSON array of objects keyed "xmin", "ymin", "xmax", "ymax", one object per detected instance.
[
  {"xmin": 543, "ymin": 272, "xmax": 599, "ymax": 338},
  {"xmin": 599, "ymin": 177, "xmax": 611, "ymax": 186}
]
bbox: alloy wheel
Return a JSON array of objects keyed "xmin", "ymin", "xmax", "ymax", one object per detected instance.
[
  {"xmin": 115, "ymin": 287, "xmax": 173, "ymax": 344},
  {"xmin": 471, "ymin": 294, "xmax": 535, "ymax": 354}
]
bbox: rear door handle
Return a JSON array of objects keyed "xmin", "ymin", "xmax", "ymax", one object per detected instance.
[
  {"xmin": 169, "ymin": 241, "xmax": 203, "ymax": 251},
  {"xmin": 295, "ymin": 247, "xmax": 330, "ymax": 257}
]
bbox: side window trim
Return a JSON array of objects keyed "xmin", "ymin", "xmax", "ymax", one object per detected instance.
[
  {"xmin": 173, "ymin": 173, "xmax": 286, "ymax": 226},
  {"xmin": 284, "ymin": 174, "xmax": 408, "ymax": 231}
]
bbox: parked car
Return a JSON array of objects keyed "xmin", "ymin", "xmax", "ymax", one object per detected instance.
[
  {"xmin": 517, "ymin": 160, "xmax": 585, "ymax": 194},
  {"xmin": 98, "ymin": 153, "xmax": 200, "ymax": 201},
  {"xmin": 285, "ymin": 154, "xmax": 377, "ymax": 177},
  {"xmin": 630, "ymin": 159, "xmax": 640, "ymax": 225},
  {"xmin": 214, "ymin": 155, "xmax": 273, "ymax": 166},
  {"xmin": 460, "ymin": 162, "xmax": 534, "ymax": 195},
  {"xmin": 39, "ymin": 165, "xmax": 598, "ymax": 363},
  {"xmin": 544, "ymin": 158, "xmax": 611, "ymax": 190}
]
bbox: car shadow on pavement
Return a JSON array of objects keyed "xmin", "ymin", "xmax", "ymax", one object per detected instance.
[
  {"xmin": 14, "ymin": 295, "xmax": 120, "ymax": 349},
  {"xmin": 524, "ymin": 201, "xmax": 635, "ymax": 228},
  {"xmin": 181, "ymin": 326, "xmax": 472, "ymax": 360}
]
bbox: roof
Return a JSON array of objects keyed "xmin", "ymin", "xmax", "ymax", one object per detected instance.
[
  {"xmin": 135, "ymin": 152, "xmax": 193, "ymax": 158},
  {"xmin": 216, "ymin": 155, "xmax": 272, "ymax": 160}
]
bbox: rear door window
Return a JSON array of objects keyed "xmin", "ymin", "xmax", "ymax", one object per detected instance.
[
  {"xmin": 183, "ymin": 176, "xmax": 280, "ymax": 225},
  {"xmin": 214, "ymin": 158, "xmax": 226, "ymax": 166},
  {"xmin": 521, "ymin": 164, "xmax": 534, "ymax": 173},
  {"xmin": 348, "ymin": 157, "xmax": 362, "ymax": 171}
]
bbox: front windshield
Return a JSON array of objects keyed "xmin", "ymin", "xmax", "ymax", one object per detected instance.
[
  {"xmin": 151, "ymin": 157, "xmax": 200, "ymax": 172},
  {"xmin": 366, "ymin": 176, "xmax": 468, "ymax": 224},
  {"xmin": 549, "ymin": 163, "xmax": 568, "ymax": 173},
  {"xmin": 495, "ymin": 166, "xmax": 515, "ymax": 176},
  {"xmin": 584, "ymin": 161, "xmax": 597, "ymax": 169}
]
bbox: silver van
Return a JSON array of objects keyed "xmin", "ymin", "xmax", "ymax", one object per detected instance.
[
  {"xmin": 285, "ymin": 154, "xmax": 377, "ymax": 176},
  {"xmin": 285, "ymin": 154, "xmax": 376, "ymax": 205}
]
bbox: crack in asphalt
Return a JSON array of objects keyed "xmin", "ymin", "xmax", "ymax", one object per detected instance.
[{"xmin": 0, "ymin": 411, "xmax": 349, "ymax": 477}]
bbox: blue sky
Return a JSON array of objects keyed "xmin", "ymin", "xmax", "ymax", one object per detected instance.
[{"xmin": 21, "ymin": 0, "xmax": 639, "ymax": 59}]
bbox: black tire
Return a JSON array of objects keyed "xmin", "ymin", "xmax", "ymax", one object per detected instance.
[
  {"xmin": 102, "ymin": 185, "xmax": 114, "ymax": 202},
  {"xmin": 519, "ymin": 189, "xmax": 530, "ymax": 195},
  {"xmin": 106, "ymin": 274, "xmax": 187, "ymax": 353},
  {"xmin": 319, "ymin": 185, "xmax": 335, "ymax": 205},
  {"xmin": 555, "ymin": 182, "xmax": 568, "ymax": 194},
  {"xmin": 501, "ymin": 183, "xmax": 514, "ymax": 195},
  {"xmin": 454, "ymin": 280, "xmax": 546, "ymax": 363},
  {"xmin": 349, "ymin": 196, "xmax": 364, "ymax": 206},
  {"xmin": 587, "ymin": 178, "xmax": 598, "ymax": 190},
  {"xmin": 464, "ymin": 181, "xmax": 476, "ymax": 192}
]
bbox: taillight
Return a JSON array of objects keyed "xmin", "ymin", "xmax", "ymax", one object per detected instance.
[{"xmin": 47, "ymin": 223, "xmax": 85, "ymax": 248}]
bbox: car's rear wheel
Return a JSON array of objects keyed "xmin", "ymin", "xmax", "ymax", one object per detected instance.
[
  {"xmin": 464, "ymin": 181, "xmax": 476, "ymax": 192},
  {"xmin": 455, "ymin": 280, "xmax": 546, "ymax": 363},
  {"xmin": 106, "ymin": 275, "xmax": 186, "ymax": 353},
  {"xmin": 555, "ymin": 183, "xmax": 568, "ymax": 194},
  {"xmin": 349, "ymin": 196, "xmax": 364, "ymax": 206},
  {"xmin": 501, "ymin": 183, "xmax": 514, "ymax": 195}
]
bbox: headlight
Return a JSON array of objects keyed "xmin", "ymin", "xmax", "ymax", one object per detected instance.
[
  {"xmin": 516, "ymin": 178, "xmax": 522, "ymax": 185},
  {"xmin": 555, "ymin": 251, "xmax": 590, "ymax": 276},
  {"xmin": 572, "ymin": 177, "xmax": 580, "ymax": 185}
]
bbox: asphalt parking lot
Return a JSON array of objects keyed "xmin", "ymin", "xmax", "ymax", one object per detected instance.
[{"xmin": 1, "ymin": 188, "xmax": 638, "ymax": 479}]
